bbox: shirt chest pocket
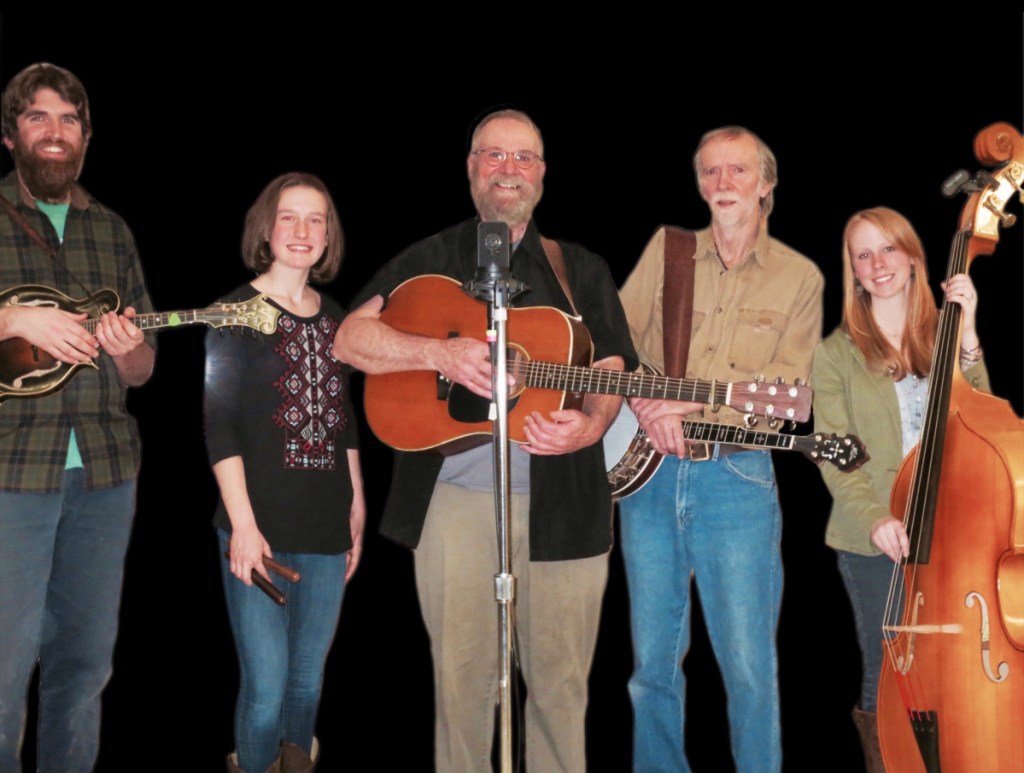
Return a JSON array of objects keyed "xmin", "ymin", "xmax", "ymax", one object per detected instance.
[{"xmin": 727, "ymin": 308, "xmax": 789, "ymax": 376}]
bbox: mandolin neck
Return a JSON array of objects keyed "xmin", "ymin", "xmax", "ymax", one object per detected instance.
[{"xmin": 81, "ymin": 309, "xmax": 211, "ymax": 334}]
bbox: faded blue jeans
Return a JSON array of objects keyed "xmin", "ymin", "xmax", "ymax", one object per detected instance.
[
  {"xmin": 0, "ymin": 469, "xmax": 136, "ymax": 773},
  {"xmin": 619, "ymin": 449, "xmax": 783, "ymax": 773},
  {"xmin": 218, "ymin": 531, "xmax": 346, "ymax": 773}
]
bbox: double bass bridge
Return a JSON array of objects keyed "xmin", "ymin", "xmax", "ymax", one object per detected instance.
[{"xmin": 884, "ymin": 592, "xmax": 963, "ymax": 674}]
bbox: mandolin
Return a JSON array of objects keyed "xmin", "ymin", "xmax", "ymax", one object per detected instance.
[{"xmin": 0, "ymin": 285, "xmax": 280, "ymax": 403}]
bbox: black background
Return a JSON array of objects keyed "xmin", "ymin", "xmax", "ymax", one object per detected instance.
[{"xmin": 3, "ymin": 12, "xmax": 1022, "ymax": 771}]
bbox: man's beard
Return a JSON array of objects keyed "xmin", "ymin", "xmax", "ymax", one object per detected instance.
[
  {"xmin": 471, "ymin": 174, "xmax": 543, "ymax": 229},
  {"xmin": 11, "ymin": 139, "xmax": 83, "ymax": 203}
]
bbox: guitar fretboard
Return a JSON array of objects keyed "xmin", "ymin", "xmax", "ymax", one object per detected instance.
[{"xmin": 518, "ymin": 362, "xmax": 732, "ymax": 405}]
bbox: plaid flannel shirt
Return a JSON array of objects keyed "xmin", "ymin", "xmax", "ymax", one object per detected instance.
[{"xmin": 0, "ymin": 172, "xmax": 155, "ymax": 492}]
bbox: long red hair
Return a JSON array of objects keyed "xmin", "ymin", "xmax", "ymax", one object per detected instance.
[{"xmin": 841, "ymin": 207, "xmax": 937, "ymax": 380}]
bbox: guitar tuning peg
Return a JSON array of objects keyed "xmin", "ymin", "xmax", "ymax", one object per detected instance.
[
  {"xmin": 754, "ymin": 374, "xmax": 765, "ymax": 383},
  {"xmin": 794, "ymin": 378, "xmax": 806, "ymax": 386},
  {"xmin": 744, "ymin": 414, "xmax": 758, "ymax": 428},
  {"xmin": 786, "ymin": 420, "xmax": 797, "ymax": 431},
  {"xmin": 767, "ymin": 417, "xmax": 779, "ymax": 430},
  {"xmin": 774, "ymin": 376, "xmax": 784, "ymax": 384}
]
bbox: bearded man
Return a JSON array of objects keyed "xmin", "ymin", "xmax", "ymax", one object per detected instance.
[
  {"xmin": 0, "ymin": 63, "xmax": 155, "ymax": 772},
  {"xmin": 334, "ymin": 109, "xmax": 636, "ymax": 772}
]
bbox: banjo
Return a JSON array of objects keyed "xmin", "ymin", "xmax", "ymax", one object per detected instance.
[{"xmin": 604, "ymin": 365, "xmax": 867, "ymax": 498}]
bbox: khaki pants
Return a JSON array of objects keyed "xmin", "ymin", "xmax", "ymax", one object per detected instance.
[{"xmin": 415, "ymin": 482, "xmax": 608, "ymax": 772}]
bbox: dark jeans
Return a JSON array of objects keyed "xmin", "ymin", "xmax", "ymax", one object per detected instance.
[
  {"xmin": 0, "ymin": 469, "xmax": 136, "ymax": 773},
  {"xmin": 218, "ymin": 530, "xmax": 346, "ymax": 772},
  {"xmin": 836, "ymin": 550, "xmax": 897, "ymax": 712}
]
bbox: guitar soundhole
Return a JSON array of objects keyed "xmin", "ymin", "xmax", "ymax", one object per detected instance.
[{"xmin": 447, "ymin": 347, "xmax": 522, "ymax": 423}]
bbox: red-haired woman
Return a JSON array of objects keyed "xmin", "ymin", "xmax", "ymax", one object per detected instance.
[{"xmin": 811, "ymin": 206, "xmax": 988, "ymax": 769}]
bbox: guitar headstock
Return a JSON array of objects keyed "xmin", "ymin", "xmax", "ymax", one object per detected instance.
[
  {"xmin": 200, "ymin": 294, "xmax": 281, "ymax": 334},
  {"xmin": 727, "ymin": 378, "xmax": 812, "ymax": 423},
  {"xmin": 793, "ymin": 432, "xmax": 868, "ymax": 471}
]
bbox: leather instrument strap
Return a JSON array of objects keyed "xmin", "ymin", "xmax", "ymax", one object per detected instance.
[
  {"xmin": 540, "ymin": 236, "xmax": 579, "ymax": 317},
  {"xmin": 0, "ymin": 192, "xmax": 58, "ymax": 258},
  {"xmin": 662, "ymin": 226, "xmax": 697, "ymax": 378}
]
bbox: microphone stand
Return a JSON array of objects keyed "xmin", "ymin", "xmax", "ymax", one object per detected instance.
[{"xmin": 463, "ymin": 221, "xmax": 526, "ymax": 773}]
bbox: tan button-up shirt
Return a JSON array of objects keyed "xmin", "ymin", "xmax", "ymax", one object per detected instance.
[{"xmin": 619, "ymin": 225, "xmax": 824, "ymax": 426}]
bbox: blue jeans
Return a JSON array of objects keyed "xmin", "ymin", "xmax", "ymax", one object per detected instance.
[
  {"xmin": 0, "ymin": 469, "xmax": 136, "ymax": 773},
  {"xmin": 619, "ymin": 450, "xmax": 782, "ymax": 773},
  {"xmin": 836, "ymin": 550, "xmax": 897, "ymax": 713},
  {"xmin": 218, "ymin": 531, "xmax": 346, "ymax": 773}
]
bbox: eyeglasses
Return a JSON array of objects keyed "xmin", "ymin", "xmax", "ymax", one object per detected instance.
[{"xmin": 471, "ymin": 147, "xmax": 543, "ymax": 169}]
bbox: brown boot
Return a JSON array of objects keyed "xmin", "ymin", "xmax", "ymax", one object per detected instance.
[
  {"xmin": 280, "ymin": 737, "xmax": 319, "ymax": 773},
  {"xmin": 226, "ymin": 751, "xmax": 282, "ymax": 773},
  {"xmin": 851, "ymin": 708, "xmax": 884, "ymax": 773}
]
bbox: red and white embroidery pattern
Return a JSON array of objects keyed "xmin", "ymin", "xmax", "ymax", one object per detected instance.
[{"xmin": 273, "ymin": 314, "xmax": 345, "ymax": 470}]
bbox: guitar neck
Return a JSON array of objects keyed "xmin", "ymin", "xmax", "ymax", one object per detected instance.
[
  {"xmin": 522, "ymin": 362, "xmax": 731, "ymax": 406},
  {"xmin": 681, "ymin": 420, "xmax": 795, "ymax": 451}
]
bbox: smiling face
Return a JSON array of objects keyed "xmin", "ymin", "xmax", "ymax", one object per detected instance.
[
  {"xmin": 467, "ymin": 116, "xmax": 545, "ymax": 230},
  {"xmin": 847, "ymin": 219, "xmax": 915, "ymax": 303},
  {"xmin": 696, "ymin": 133, "xmax": 772, "ymax": 229},
  {"xmin": 2, "ymin": 87, "xmax": 86, "ymax": 202},
  {"xmin": 268, "ymin": 186, "xmax": 329, "ymax": 273}
]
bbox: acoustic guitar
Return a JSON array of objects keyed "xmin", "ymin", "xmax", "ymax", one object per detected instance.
[
  {"xmin": 0, "ymin": 285, "xmax": 280, "ymax": 403},
  {"xmin": 364, "ymin": 275, "xmax": 812, "ymax": 453}
]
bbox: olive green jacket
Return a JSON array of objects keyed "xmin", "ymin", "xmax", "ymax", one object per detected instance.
[{"xmin": 812, "ymin": 329, "xmax": 990, "ymax": 555}]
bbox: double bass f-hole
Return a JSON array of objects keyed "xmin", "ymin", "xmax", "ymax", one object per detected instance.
[{"xmin": 964, "ymin": 592, "xmax": 1010, "ymax": 684}]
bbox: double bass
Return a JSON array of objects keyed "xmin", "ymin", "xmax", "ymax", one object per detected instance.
[{"xmin": 877, "ymin": 123, "xmax": 1024, "ymax": 771}]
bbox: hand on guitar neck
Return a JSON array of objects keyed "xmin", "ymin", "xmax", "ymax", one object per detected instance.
[
  {"xmin": 524, "ymin": 355, "xmax": 626, "ymax": 455},
  {"xmin": 629, "ymin": 396, "xmax": 706, "ymax": 458}
]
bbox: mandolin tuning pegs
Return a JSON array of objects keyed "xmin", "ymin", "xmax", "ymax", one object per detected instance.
[
  {"xmin": 744, "ymin": 414, "xmax": 758, "ymax": 428},
  {"xmin": 754, "ymin": 374, "xmax": 765, "ymax": 384},
  {"xmin": 794, "ymin": 377, "xmax": 806, "ymax": 386},
  {"xmin": 774, "ymin": 376, "xmax": 785, "ymax": 384}
]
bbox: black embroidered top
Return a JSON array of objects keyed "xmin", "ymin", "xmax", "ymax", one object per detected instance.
[{"xmin": 204, "ymin": 284, "xmax": 358, "ymax": 554}]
